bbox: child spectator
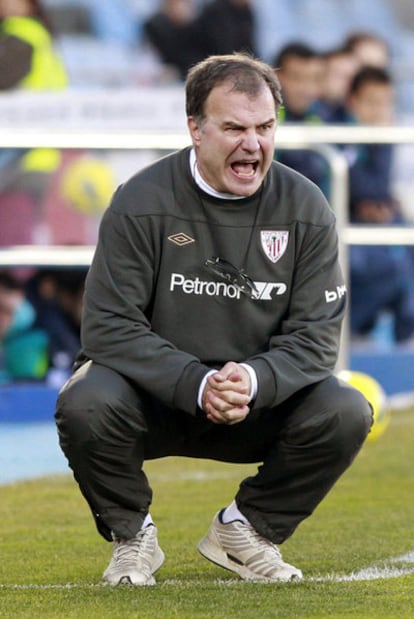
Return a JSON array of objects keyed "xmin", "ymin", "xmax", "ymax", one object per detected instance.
[
  {"xmin": 344, "ymin": 66, "xmax": 414, "ymax": 345},
  {"xmin": 345, "ymin": 66, "xmax": 394, "ymax": 206},
  {"xmin": 349, "ymin": 196, "xmax": 414, "ymax": 346}
]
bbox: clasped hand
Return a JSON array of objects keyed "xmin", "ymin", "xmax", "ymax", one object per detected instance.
[{"xmin": 201, "ymin": 361, "xmax": 252, "ymax": 425}]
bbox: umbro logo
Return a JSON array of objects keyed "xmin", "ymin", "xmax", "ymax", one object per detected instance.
[{"xmin": 168, "ymin": 233, "xmax": 195, "ymax": 246}]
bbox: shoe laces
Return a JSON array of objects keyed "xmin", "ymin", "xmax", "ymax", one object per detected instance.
[
  {"xmin": 112, "ymin": 526, "xmax": 154, "ymax": 570},
  {"xmin": 249, "ymin": 525, "xmax": 282, "ymax": 557}
]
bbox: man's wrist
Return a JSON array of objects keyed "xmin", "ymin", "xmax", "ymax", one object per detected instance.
[
  {"xmin": 197, "ymin": 369, "xmax": 217, "ymax": 408},
  {"xmin": 240, "ymin": 363, "xmax": 258, "ymax": 400}
]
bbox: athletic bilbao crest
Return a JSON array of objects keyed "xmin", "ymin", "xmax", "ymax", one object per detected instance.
[{"xmin": 260, "ymin": 231, "xmax": 289, "ymax": 263}]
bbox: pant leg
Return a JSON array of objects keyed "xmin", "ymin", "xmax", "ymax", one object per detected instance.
[
  {"xmin": 234, "ymin": 375, "xmax": 373, "ymax": 544},
  {"xmin": 55, "ymin": 358, "xmax": 263, "ymax": 541},
  {"xmin": 56, "ymin": 360, "xmax": 155, "ymax": 541},
  {"xmin": 56, "ymin": 362, "xmax": 371, "ymax": 546}
]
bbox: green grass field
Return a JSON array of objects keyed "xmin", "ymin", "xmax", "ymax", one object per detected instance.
[{"xmin": 1, "ymin": 406, "xmax": 413, "ymax": 619}]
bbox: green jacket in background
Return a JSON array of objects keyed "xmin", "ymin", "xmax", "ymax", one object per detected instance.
[{"xmin": 1, "ymin": 15, "xmax": 67, "ymax": 90}]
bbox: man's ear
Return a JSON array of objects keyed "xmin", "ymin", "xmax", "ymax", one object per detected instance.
[{"xmin": 187, "ymin": 116, "xmax": 202, "ymax": 145}]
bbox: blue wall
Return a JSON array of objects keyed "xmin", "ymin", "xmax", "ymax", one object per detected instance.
[
  {"xmin": 350, "ymin": 349, "xmax": 414, "ymax": 397},
  {"xmin": 0, "ymin": 384, "xmax": 58, "ymax": 423}
]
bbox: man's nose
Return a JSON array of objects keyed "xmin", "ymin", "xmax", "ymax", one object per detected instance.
[{"xmin": 241, "ymin": 130, "xmax": 260, "ymax": 152}]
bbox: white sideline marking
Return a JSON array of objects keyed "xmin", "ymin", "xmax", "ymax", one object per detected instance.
[
  {"xmin": 311, "ymin": 551, "xmax": 414, "ymax": 582},
  {"xmin": 1, "ymin": 552, "xmax": 414, "ymax": 589}
]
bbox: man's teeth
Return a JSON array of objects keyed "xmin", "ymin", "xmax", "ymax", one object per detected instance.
[{"xmin": 232, "ymin": 162, "xmax": 256, "ymax": 176}]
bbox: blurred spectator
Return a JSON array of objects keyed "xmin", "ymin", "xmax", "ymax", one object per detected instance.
[
  {"xmin": 0, "ymin": 1, "xmax": 116, "ymax": 247},
  {"xmin": 272, "ymin": 42, "xmax": 329, "ymax": 195},
  {"xmin": 349, "ymin": 196, "xmax": 414, "ymax": 346},
  {"xmin": 343, "ymin": 31, "xmax": 390, "ymax": 69},
  {"xmin": 274, "ymin": 42, "xmax": 323, "ymax": 123},
  {"xmin": 0, "ymin": 0, "xmax": 67, "ymax": 91},
  {"xmin": 315, "ymin": 46, "xmax": 359, "ymax": 123},
  {"xmin": 345, "ymin": 66, "xmax": 395, "ymax": 205},
  {"xmin": 142, "ymin": 0, "xmax": 201, "ymax": 81},
  {"xmin": 343, "ymin": 65, "xmax": 414, "ymax": 345},
  {"xmin": 193, "ymin": 0, "xmax": 257, "ymax": 59},
  {"xmin": 0, "ymin": 0, "xmax": 68, "ymax": 246},
  {"xmin": 26, "ymin": 268, "xmax": 86, "ymax": 385},
  {"xmin": 0, "ymin": 271, "xmax": 49, "ymax": 383}
]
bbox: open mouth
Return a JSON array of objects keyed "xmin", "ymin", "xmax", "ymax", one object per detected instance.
[{"xmin": 230, "ymin": 160, "xmax": 258, "ymax": 179}]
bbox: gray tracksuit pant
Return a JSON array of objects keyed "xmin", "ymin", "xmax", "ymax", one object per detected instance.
[{"xmin": 55, "ymin": 360, "xmax": 372, "ymax": 544}]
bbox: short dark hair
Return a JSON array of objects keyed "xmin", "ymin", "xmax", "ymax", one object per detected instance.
[
  {"xmin": 343, "ymin": 31, "xmax": 389, "ymax": 56},
  {"xmin": 273, "ymin": 42, "xmax": 319, "ymax": 69},
  {"xmin": 322, "ymin": 46, "xmax": 352, "ymax": 62},
  {"xmin": 348, "ymin": 66, "xmax": 392, "ymax": 96},
  {"xmin": 185, "ymin": 53, "xmax": 283, "ymax": 122}
]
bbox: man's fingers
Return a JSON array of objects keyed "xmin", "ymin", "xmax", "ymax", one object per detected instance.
[
  {"xmin": 206, "ymin": 389, "xmax": 250, "ymax": 409},
  {"xmin": 207, "ymin": 374, "xmax": 248, "ymax": 394},
  {"xmin": 206, "ymin": 404, "xmax": 250, "ymax": 425}
]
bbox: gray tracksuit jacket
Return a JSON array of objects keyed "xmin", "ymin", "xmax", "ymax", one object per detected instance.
[{"xmin": 79, "ymin": 147, "xmax": 346, "ymax": 415}]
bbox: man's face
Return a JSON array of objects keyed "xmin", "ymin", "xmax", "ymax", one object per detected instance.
[
  {"xmin": 188, "ymin": 82, "xmax": 277, "ymax": 196},
  {"xmin": 278, "ymin": 56, "xmax": 323, "ymax": 115},
  {"xmin": 348, "ymin": 82, "xmax": 394, "ymax": 125},
  {"xmin": 323, "ymin": 54, "xmax": 358, "ymax": 103}
]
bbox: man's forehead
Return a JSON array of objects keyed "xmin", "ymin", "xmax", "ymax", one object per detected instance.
[
  {"xmin": 209, "ymin": 80, "xmax": 271, "ymax": 98},
  {"xmin": 205, "ymin": 83, "xmax": 276, "ymax": 116}
]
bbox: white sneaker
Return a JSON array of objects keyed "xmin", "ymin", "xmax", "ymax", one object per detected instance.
[
  {"xmin": 198, "ymin": 510, "xmax": 302, "ymax": 582},
  {"xmin": 103, "ymin": 524, "xmax": 165, "ymax": 586}
]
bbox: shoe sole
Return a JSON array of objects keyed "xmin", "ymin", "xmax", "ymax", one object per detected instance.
[
  {"xmin": 152, "ymin": 546, "xmax": 166, "ymax": 574},
  {"xmin": 198, "ymin": 534, "xmax": 268, "ymax": 582}
]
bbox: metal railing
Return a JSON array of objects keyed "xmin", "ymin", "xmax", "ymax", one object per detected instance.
[{"xmin": 1, "ymin": 124, "xmax": 413, "ymax": 264}]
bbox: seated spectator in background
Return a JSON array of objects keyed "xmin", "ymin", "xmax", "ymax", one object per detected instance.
[
  {"xmin": 349, "ymin": 196, "xmax": 414, "ymax": 346},
  {"xmin": 343, "ymin": 31, "xmax": 390, "ymax": 70},
  {"xmin": 0, "ymin": 0, "xmax": 67, "ymax": 91},
  {"xmin": 143, "ymin": 0, "xmax": 257, "ymax": 82},
  {"xmin": 0, "ymin": 271, "xmax": 49, "ymax": 383},
  {"xmin": 344, "ymin": 66, "xmax": 394, "ymax": 206},
  {"xmin": 273, "ymin": 43, "xmax": 323, "ymax": 123},
  {"xmin": 26, "ymin": 269, "xmax": 86, "ymax": 385},
  {"xmin": 344, "ymin": 65, "xmax": 414, "ymax": 345},
  {"xmin": 316, "ymin": 46, "xmax": 359, "ymax": 123},
  {"xmin": 142, "ymin": 0, "xmax": 201, "ymax": 81},
  {"xmin": 193, "ymin": 0, "xmax": 257, "ymax": 59},
  {"xmin": 272, "ymin": 42, "xmax": 329, "ymax": 195}
]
